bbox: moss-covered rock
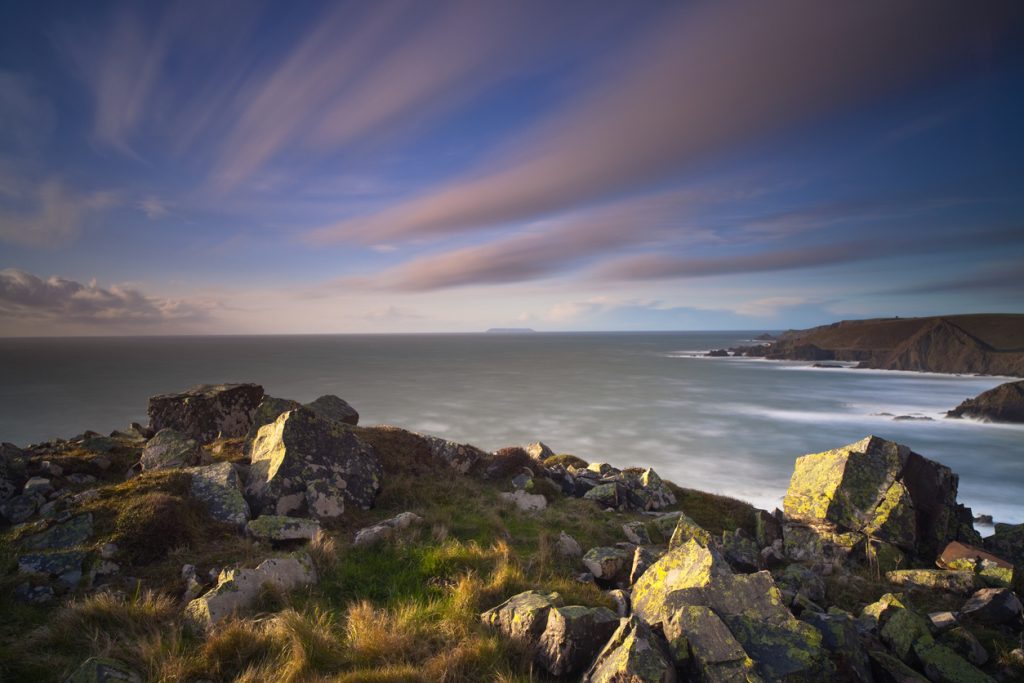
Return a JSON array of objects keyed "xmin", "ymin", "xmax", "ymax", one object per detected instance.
[
  {"xmin": 537, "ymin": 605, "xmax": 619, "ymax": 676},
  {"xmin": 21, "ymin": 513, "xmax": 92, "ymax": 550},
  {"xmin": 913, "ymin": 637, "xmax": 996, "ymax": 683},
  {"xmin": 879, "ymin": 606, "xmax": 930, "ymax": 663},
  {"xmin": 583, "ymin": 546, "xmax": 632, "ymax": 584},
  {"xmin": 886, "ymin": 569, "xmax": 977, "ymax": 594},
  {"xmin": 867, "ymin": 650, "xmax": 928, "ymax": 682},
  {"xmin": 148, "ymin": 383, "xmax": 264, "ymax": 444},
  {"xmin": 863, "ymin": 480, "xmax": 917, "ymax": 550},
  {"xmin": 186, "ymin": 461, "xmax": 250, "ymax": 527},
  {"xmin": 481, "ymin": 590, "xmax": 563, "ymax": 644},
  {"xmin": 584, "ymin": 615, "xmax": 676, "ymax": 683},
  {"xmin": 631, "ymin": 539, "xmax": 731, "ymax": 626},
  {"xmin": 667, "ymin": 512, "xmax": 712, "ymax": 550},
  {"xmin": 140, "ymin": 428, "xmax": 201, "ymax": 471}
]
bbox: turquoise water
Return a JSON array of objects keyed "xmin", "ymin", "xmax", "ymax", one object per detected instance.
[{"xmin": 1, "ymin": 332, "xmax": 1020, "ymax": 523}]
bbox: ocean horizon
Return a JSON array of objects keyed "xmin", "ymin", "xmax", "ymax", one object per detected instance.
[{"xmin": 2, "ymin": 331, "xmax": 1021, "ymax": 525}]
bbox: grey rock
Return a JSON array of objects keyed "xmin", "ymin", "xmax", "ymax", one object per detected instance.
[
  {"xmin": 940, "ymin": 625, "xmax": 988, "ymax": 666},
  {"xmin": 556, "ymin": 531, "xmax": 582, "ymax": 558},
  {"xmin": 622, "ymin": 521, "xmax": 651, "ymax": 545},
  {"xmin": 24, "ymin": 476, "xmax": 52, "ymax": 496},
  {"xmin": 18, "ymin": 550, "xmax": 86, "ymax": 587},
  {"xmin": 499, "ymin": 489, "xmax": 547, "ymax": 512},
  {"xmin": 525, "ymin": 441, "xmax": 554, "ymax": 461},
  {"xmin": 422, "ymin": 435, "xmax": 485, "ymax": 474},
  {"xmin": 353, "ymin": 511, "xmax": 423, "ymax": 546},
  {"xmin": 22, "ymin": 514, "xmax": 93, "ymax": 550},
  {"xmin": 1, "ymin": 493, "xmax": 39, "ymax": 523},
  {"xmin": 141, "ymin": 429, "xmax": 201, "ymax": 471},
  {"xmin": 247, "ymin": 515, "xmax": 321, "ymax": 542},
  {"xmin": 961, "ymin": 587, "xmax": 1023, "ymax": 625},
  {"xmin": 583, "ymin": 546, "xmax": 631, "ymax": 584},
  {"xmin": 536, "ymin": 605, "xmax": 619, "ymax": 676},
  {"xmin": 481, "ymin": 590, "xmax": 563, "ymax": 644},
  {"xmin": 584, "ymin": 615, "xmax": 676, "ymax": 683},
  {"xmin": 148, "ymin": 383, "xmax": 264, "ymax": 444},
  {"xmin": 14, "ymin": 582, "xmax": 54, "ymax": 604},
  {"xmin": 65, "ymin": 657, "xmax": 142, "ymax": 683},
  {"xmin": 186, "ymin": 462, "xmax": 250, "ymax": 527},
  {"xmin": 304, "ymin": 394, "xmax": 359, "ymax": 426}
]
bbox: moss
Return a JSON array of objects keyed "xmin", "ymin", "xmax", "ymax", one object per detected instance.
[
  {"xmin": 113, "ymin": 492, "xmax": 210, "ymax": 564},
  {"xmin": 668, "ymin": 484, "xmax": 757, "ymax": 536},
  {"xmin": 542, "ymin": 453, "xmax": 589, "ymax": 469}
]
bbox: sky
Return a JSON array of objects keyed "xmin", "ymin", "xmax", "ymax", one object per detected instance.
[{"xmin": 1, "ymin": 1, "xmax": 1023, "ymax": 336}]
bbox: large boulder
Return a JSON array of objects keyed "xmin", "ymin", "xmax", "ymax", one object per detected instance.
[
  {"xmin": 185, "ymin": 553, "xmax": 316, "ymax": 629},
  {"xmin": 186, "ymin": 462, "xmax": 250, "ymax": 527},
  {"xmin": 304, "ymin": 394, "xmax": 359, "ymax": 426},
  {"xmin": 783, "ymin": 436, "xmax": 975, "ymax": 560},
  {"xmin": 140, "ymin": 428, "xmax": 201, "ymax": 471},
  {"xmin": 246, "ymin": 396, "xmax": 302, "ymax": 441},
  {"xmin": 148, "ymin": 383, "xmax": 264, "ymax": 444},
  {"xmin": 960, "ymin": 587, "xmax": 1023, "ymax": 625},
  {"xmin": 536, "ymin": 605, "xmax": 619, "ymax": 676},
  {"xmin": 481, "ymin": 590, "xmax": 563, "ymax": 644},
  {"xmin": 632, "ymin": 538, "xmax": 831, "ymax": 680},
  {"xmin": 584, "ymin": 615, "xmax": 677, "ymax": 682},
  {"xmin": 245, "ymin": 408, "xmax": 381, "ymax": 520},
  {"xmin": 947, "ymin": 380, "xmax": 1024, "ymax": 423},
  {"xmin": 421, "ymin": 436, "xmax": 486, "ymax": 474}
]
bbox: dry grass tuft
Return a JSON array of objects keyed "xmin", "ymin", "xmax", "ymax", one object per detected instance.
[{"xmin": 309, "ymin": 529, "xmax": 339, "ymax": 574}]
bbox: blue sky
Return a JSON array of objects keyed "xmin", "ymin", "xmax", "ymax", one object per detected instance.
[{"xmin": 1, "ymin": 1, "xmax": 1023, "ymax": 335}]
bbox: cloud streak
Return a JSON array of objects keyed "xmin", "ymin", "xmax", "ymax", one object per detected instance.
[
  {"xmin": 0, "ymin": 269, "xmax": 216, "ymax": 327},
  {"xmin": 0, "ymin": 179, "xmax": 116, "ymax": 248},
  {"xmin": 308, "ymin": 1, "xmax": 1020, "ymax": 244}
]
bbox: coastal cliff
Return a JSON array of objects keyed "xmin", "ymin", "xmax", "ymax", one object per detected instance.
[
  {"xmin": 1, "ymin": 383, "xmax": 1022, "ymax": 681},
  {"xmin": 735, "ymin": 314, "xmax": 1024, "ymax": 377}
]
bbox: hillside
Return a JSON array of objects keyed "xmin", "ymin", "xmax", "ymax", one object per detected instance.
[{"xmin": 741, "ymin": 314, "xmax": 1024, "ymax": 376}]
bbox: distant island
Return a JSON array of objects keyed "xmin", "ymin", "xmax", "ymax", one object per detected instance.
[{"xmin": 485, "ymin": 327, "xmax": 537, "ymax": 334}]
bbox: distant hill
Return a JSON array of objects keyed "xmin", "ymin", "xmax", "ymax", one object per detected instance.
[
  {"xmin": 485, "ymin": 328, "xmax": 536, "ymax": 334},
  {"xmin": 741, "ymin": 314, "xmax": 1024, "ymax": 376}
]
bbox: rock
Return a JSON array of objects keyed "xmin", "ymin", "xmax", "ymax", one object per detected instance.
[
  {"xmin": 629, "ymin": 546, "xmax": 657, "ymax": 586},
  {"xmin": 886, "ymin": 569, "xmax": 977, "ymax": 594},
  {"xmin": 536, "ymin": 605, "xmax": 619, "ymax": 676},
  {"xmin": 947, "ymin": 380, "xmax": 1024, "ymax": 423},
  {"xmin": 22, "ymin": 513, "xmax": 92, "ymax": 550},
  {"xmin": 801, "ymin": 611, "xmax": 872, "ymax": 683},
  {"xmin": 304, "ymin": 394, "xmax": 359, "ymax": 426},
  {"xmin": 66, "ymin": 473, "xmax": 96, "ymax": 485},
  {"xmin": 1, "ymin": 493, "xmax": 39, "ymax": 523},
  {"xmin": 634, "ymin": 469, "xmax": 676, "ymax": 511},
  {"xmin": 41, "ymin": 460, "xmax": 63, "ymax": 477},
  {"xmin": 422, "ymin": 436, "xmax": 485, "ymax": 474},
  {"xmin": 589, "ymin": 463, "xmax": 615, "ymax": 476},
  {"xmin": 880, "ymin": 606, "xmax": 931, "ymax": 663},
  {"xmin": 481, "ymin": 590, "xmax": 563, "ymax": 644},
  {"xmin": 247, "ymin": 515, "xmax": 321, "ymax": 542},
  {"xmin": 148, "ymin": 383, "xmax": 264, "ymax": 443},
  {"xmin": 607, "ymin": 589, "xmax": 631, "ymax": 618},
  {"xmin": 246, "ymin": 396, "xmax": 303, "ymax": 440},
  {"xmin": 720, "ymin": 528, "xmax": 760, "ymax": 573},
  {"xmin": 525, "ymin": 441, "xmax": 554, "ymax": 461},
  {"xmin": 583, "ymin": 615, "xmax": 676, "ymax": 683},
  {"xmin": 632, "ymin": 539, "xmax": 831, "ymax": 680},
  {"xmin": 754, "ymin": 508, "xmax": 783, "ymax": 548},
  {"xmin": 782, "ymin": 522, "xmax": 864, "ymax": 565},
  {"xmin": 939, "ymin": 626, "xmax": 988, "ymax": 666},
  {"xmin": 499, "ymin": 490, "xmax": 547, "ymax": 513},
  {"xmin": 557, "ymin": 531, "xmax": 583, "ymax": 558},
  {"xmin": 663, "ymin": 604, "xmax": 751, "ymax": 680},
  {"xmin": 65, "ymin": 657, "xmax": 142, "ymax": 683},
  {"xmin": 185, "ymin": 553, "xmax": 317, "ymax": 629},
  {"xmin": 928, "ymin": 611, "xmax": 958, "ymax": 633},
  {"xmin": 585, "ymin": 483, "xmax": 627, "ymax": 509},
  {"xmin": 913, "ymin": 637, "xmax": 995, "ymax": 683},
  {"xmin": 353, "ymin": 512, "xmax": 423, "ymax": 546},
  {"xmin": 622, "ymin": 521, "xmax": 651, "ymax": 545},
  {"xmin": 667, "ymin": 512, "xmax": 711, "ymax": 549},
  {"xmin": 482, "ymin": 447, "xmax": 534, "ymax": 480},
  {"xmin": 861, "ymin": 592, "xmax": 908, "ymax": 631},
  {"xmin": 867, "ymin": 650, "xmax": 929, "ymax": 682},
  {"xmin": 706, "ymin": 349, "xmax": 730, "ymax": 357},
  {"xmin": 246, "ymin": 408, "xmax": 381, "ymax": 519},
  {"xmin": 18, "ymin": 550, "xmax": 86, "ymax": 588},
  {"xmin": 140, "ymin": 429, "xmax": 201, "ymax": 471},
  {"xmin": 776, "ymin": 563, "xmax": 826, "ymax": 605},
  {"xmin": 24, "ymin": 476, "xmax": 52, "ymax": 496},
  {"xmin": 13, "ymin": 583, "xmax": 54, "ymax": 604},
  {"xmin": 510, "ymin": 472, "xmax": 532, "ymax": 490},
  {"xmin": 938, "ymin": 541, "xmax": 1014, "ymax": 588},
  {"xmin": 583, "ymin": 547, "xmax": 632, "ymax": 585},
  {"xmin": 186, "ymin": 462, "xmax": 250, "ymax": 526},
  {"xmin": 783, "ymin": 435, "xmax": 970, "ymax": 559},
  {"xmin": 960, "ymin": 587, "xmax": 1023, "ymax": 625}
]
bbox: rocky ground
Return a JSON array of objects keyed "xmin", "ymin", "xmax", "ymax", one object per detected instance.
[{"xmin": 1, "ymin": 383, "xmax": 1023, "ymax": 682}]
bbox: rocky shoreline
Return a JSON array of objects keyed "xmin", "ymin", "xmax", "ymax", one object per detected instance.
[{"xmin": 1, "ymin": 383, "xmax": 1023, "ymax": 681}]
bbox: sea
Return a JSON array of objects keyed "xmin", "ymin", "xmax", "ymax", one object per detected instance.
[{"xmin": 1, "ymin": 332, "xmax": 1021, "ymax": 526}]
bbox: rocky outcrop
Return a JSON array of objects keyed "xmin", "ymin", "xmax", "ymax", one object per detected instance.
[
  {"xmin": 537, "ymin": 605, "xmax": 619, "ymax": 676},
  {"xmin": 185, "ymin": 553, "xmax": 317, "ymax": 629},
  {"xmin": 947, "ymin": 380, "xmax": 1024, "ymax": 423},
  {"xmin": 305, "ymin": 394, "xmax": 359, "ymax": 426},
  {"xmin": 148, "ymin": 383, "xmax": 265, "ymax": 443},
  {"xmin": 783, "ymin": 435, "xmax": 977, "ymax": 563},
  {"xmin": 245, "ymin": 408, "xmax": 381, "ymax": 519}
]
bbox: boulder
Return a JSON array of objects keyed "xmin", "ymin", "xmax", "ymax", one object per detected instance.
[
  {"xmin": 584, "ymin": 615, "xmax": 677, "ymax": 683},
  {"xmin": 634, "ymin": 469, "xmax": 677, "ymax": 511},
  {"xmin": 1, "ymin": 493, "xmax": 38, "ymax": 524},
  {"xmin": 585, "ymin": 483, "xmax": 628, "ymax": 509},
  {"xmin": 622, "ymin": 521, "xmax": 651, "ymax": 545},
  {"xmin": 584, "ymin": 547, "xmax": 632, "ymax": 585},
  {"xmin": 536, "ymin": 605, "xmax": 619, "ymax": 676},
  {"xmin": 557, "ymin": 531, "xmax": 583, "ymax": 558},
  {"xmin": 667, "ymin": 512, "xmax": 712, "ymax": 549},
  {"xmin": 353, "ymin": 512, "xmax": 423, "ymax": 546},
  {"xmin": 24, "ymin": 476, "xmax": 52, "ymax": 496},
  {"xmin": 246, "ymin": 515, "xmax": 321, "ymax": 542},
  {"xmin": 886, "ymin": 569, "xmax": 977, "ymax": 594},
  {"xmin": 185, "ymin": 553, "xmax": 317, "ymax": 629},
  {"xmin": 662, "ymin": 604, "xmax": 751, "ymax": 681},
  {"xmin": 960, "ymin": 587, "xmax": 1023, "ymax": 625},
  {"xmin": 18, "ymin": 550, "xmax": 86, "ymax": 588},
  {"xmin": 246, "ymin": 396, "xmax": 302, "ymax": 440},
  {"xmin": 246, "ymin": 408, "xmax": 381, "ymax": 519},
  {"xmin": 860, "ymin": 592, "xmax": 908, "ymax": 631},
  {"xmin": 629, "ymin": 546, "xmax": 658, "ymax": 587},
  {"xmin": 867, "ymin": 650, "xmax": 929, "ymax": 682},
  {"xmin": 947, "ymin": 380, "xmax": 1024, "ymax": 423},
  {"xmin": 783, "ymin": 436, "xmax": 971, "ymax": 559},
  {"xmin": 720, "ymin": 528, "xmax": 760, "ymax": 573},
  {"xmin": 22, "ymin": 514, "xmax": 92, "ymax": 550},
  {"xmin": 422, "ymin": 436, "xmax": 485, "ymax": 474},
  {"xmin": 481, "ymin": 590, "xmax": 563, "ymax": 644},
  {"xmin": 186, "ymin": 462, "xmax": 250, "ymax": 527},
  {"xmin": 912, "ymin": 637, "xmax": 995, "ymax": 683},
  {"xmin": 140, "ymin": 428, "xmax": 201, "ymax": 471},
  {"xmin": 801, "ymin": 611, "xmax": 872, "ymax": 683},
  {"xmin": 66, "ymin": 657, "xmax": 141, "ymax": 683},
  {"xmin": 937, "ymin": 541, "xmax": 1013, "ymax": 588},
  {"xmin": 304, "ymin": 394, "xmax": 359, "ymax": 426},
  {"xmin": 499, "ymin": 490, "xmax": 547, "ymax": 513},
  {"xmin": 148, "ymin": 383, "xmax": 264, "ymax": 443},
  {"xmin": 928, "ymin": 611, "xmax": 958, "ymax": 633},
  {"xmin": 880, "ymin": 606, "xmax": 931, "ymax": 663},
  {"xmin": 939, "ymin": 626, "xmax": 988, "ymax": 666}
]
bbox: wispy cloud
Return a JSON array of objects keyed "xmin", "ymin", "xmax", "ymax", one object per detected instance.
[
  {"xmin": 0, "ymin": 268, "xmax": 217, "ymax": 327},
  {"xmin": 307, "ymin": 2, "xmax": 1017, "ymax": 245},
  {"xmin": 879, "ymin": 262, "xmax": 1024, "ymax": 296},
  {"xmin": 138, "ymin": 195, "xmax": 170, "ymax": 219},
  {"xmin": 0, "ymin": 71, "xmax": 55, "ymax": 151},
  {"xmin": 0, "ymin": 179, "xmax": 116, "ymax": 248}
]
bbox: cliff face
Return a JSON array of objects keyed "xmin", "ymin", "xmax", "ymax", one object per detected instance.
[
  {"xmin": 760, "ymin": 315, "xmax": 1024, "ymax": 376},
  {"xmin": 948, "ymin": 380, "xmax": 1024, "ymax": 423}
]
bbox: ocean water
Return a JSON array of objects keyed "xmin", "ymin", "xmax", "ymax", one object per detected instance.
[{"xmin": 1, "ymin": 332, "xmax": 1021, "ymax": 524}]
